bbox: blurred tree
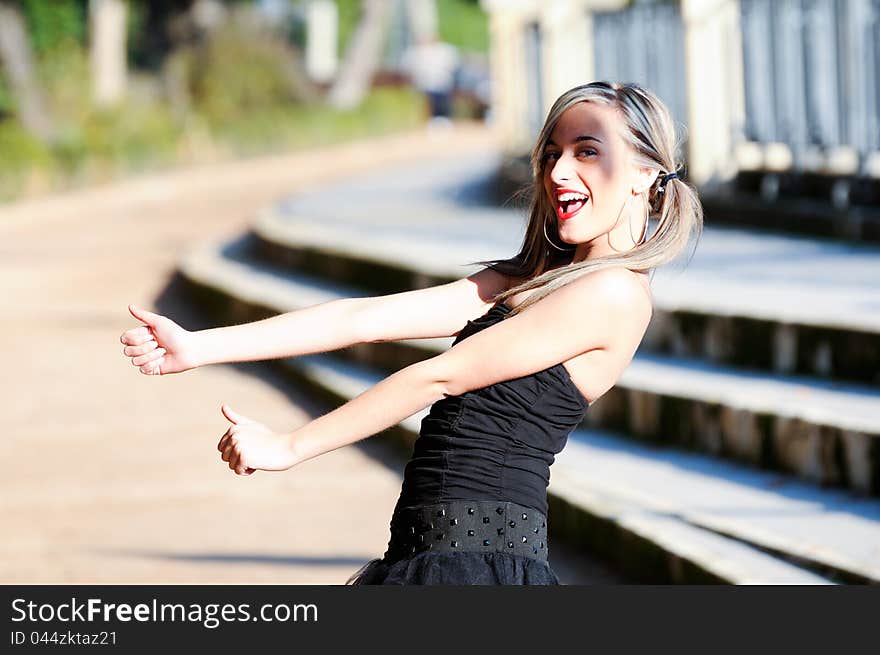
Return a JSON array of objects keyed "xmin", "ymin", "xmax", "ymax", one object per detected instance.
[
  {"xmin": 0, "ymin": 0, "xmax": 53, "ymax": 139},
  {"xmin": 327, "ymin": 0, "xmax": 391, "ymax": 109}
]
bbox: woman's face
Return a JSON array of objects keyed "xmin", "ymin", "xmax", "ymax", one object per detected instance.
[{"xmin": 540, "ymin": 101, "xmax": 652, "ymax": 259}]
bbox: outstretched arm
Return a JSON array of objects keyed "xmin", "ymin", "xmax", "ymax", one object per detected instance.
[
  {"xmin": 193, "ymin": 297, "xmax": 365, "ymax": 366},
  {"xmin": 198, "ymin": 265, "xmax": 510, "ymax": 365}
]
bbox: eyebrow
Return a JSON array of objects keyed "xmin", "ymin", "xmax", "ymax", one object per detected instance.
[{"xmin": 546, "ymin": 135, "xmax": 603, "ymax": 146}]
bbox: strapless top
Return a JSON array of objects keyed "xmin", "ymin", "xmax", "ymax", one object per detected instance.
[{"xmin": 392, "ymin": 301, "xmax": 589, "ymax": 517}]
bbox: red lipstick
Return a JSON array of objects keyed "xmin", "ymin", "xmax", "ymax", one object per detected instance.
[{"xmin": 554, "ymin": 188, "xmax": 590, "ymax": 220}]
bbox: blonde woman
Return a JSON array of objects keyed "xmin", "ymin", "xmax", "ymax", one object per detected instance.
[{"xmin": 120, "ymin": 81, "xmax": 703, "ymax": 585}]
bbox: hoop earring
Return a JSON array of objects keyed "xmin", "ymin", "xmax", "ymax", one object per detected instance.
[
  {"xmin": 630, "ymin": 194, "xmax": 649, "ymax": 245},
  {"xmin": 543, "ymin": 216, "xmax": 569, "ymax": 251}
]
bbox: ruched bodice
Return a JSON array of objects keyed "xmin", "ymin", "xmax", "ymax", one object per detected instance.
[{"xmin": 393, "ymin": 301, "xmax": 589, "ymax": 517}]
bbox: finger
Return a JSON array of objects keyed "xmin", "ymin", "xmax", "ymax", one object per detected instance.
[
  {"xmin": 221, "ymin": 444, "xmax": 234, "ymax": 462},
  {"xmin": 217, "ymin": 434, "xmax": 230, "ymax": 452},
  {"xmin": 244, "ymin": 468, "xmax": 255, "ymax": 475},
  {"xmin": 141, "ymin": 356, "xmax": 164, "ymax": 375},
  {"xmin": 131, "ymin": 342, "xmax": 167, "ymax": 366},
  {"xmin": 221, "ymin": 404, "xmax": 255, "ymax": 426},
  {"xmin": 133, "ymin": 348, "xmax": 165, "ymax": 367},
  {"xmin": 125, "ymin": 339, "xmax": 158, "ymax": 358},
  {"xmin": 120, "ymin": 326, "xmax": 152, "ymax": 344},
  {"xmin": 131, "ymin": 334, "xmax": 158, "ymax": 351}
]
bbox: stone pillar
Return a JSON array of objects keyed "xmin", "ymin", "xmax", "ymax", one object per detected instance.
[
  {"xmin": 680, "ymin": 0, "xmax": 745, "ymax": 187},
  {"xmin": 89, "ymin": 0, "xmax": 128, "ymax": 109},
  {"xmin": 482, "ymin": 3, "xmax": 532, "ymax": 150},
  {"xmin": 539, "ymin": 0, "xmax": 592, "ymax": 111}
]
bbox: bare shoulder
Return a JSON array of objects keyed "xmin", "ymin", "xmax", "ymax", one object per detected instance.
[
  {"xmin": 589, "ymin": 267, "xmax": 652, "ymax": 311},
  {"xmin": 566, "ymin": 267, "xmax": 653, "ymax": 327}
]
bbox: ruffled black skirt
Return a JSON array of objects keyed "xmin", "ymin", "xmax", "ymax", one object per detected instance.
[
  {"xmin": 346, "ymin": 499, "xmax": 561, "ymax": 585},
  {"xmin": 346, "ymin": 550, "xmax": 561, "ymax": 585}
]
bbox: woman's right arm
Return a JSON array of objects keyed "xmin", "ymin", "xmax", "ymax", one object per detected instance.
[{"xmin": 120, "ymin": 267, "xmax": 510, "ymax": 374}]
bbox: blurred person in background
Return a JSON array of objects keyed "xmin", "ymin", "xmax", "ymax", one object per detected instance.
[{"xmin": 400, "ymin": 32, "xmax": 460, "ymax": 128}]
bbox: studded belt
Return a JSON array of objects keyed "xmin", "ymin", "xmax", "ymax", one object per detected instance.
[{"xmin": 383, "ymin": 499, "xmax": 549, "ymax": 564}]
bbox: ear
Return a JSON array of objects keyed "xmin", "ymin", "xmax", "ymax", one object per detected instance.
[{"xmin": 632, "ymin": 166, "xmax": 660, "ymax": 196}]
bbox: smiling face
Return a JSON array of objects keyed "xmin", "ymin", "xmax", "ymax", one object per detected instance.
[{"xmin": 540, "ymin": 101, "xmax": 655, "ymax": 261}]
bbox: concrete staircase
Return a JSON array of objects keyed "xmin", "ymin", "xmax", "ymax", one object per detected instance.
[{"xmin": 175, "ymin": 150, "xmax": 880, "ymax": 584}]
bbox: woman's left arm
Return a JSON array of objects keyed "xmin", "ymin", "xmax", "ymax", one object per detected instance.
[
  {"xmin": 218, "ymin": 361, "xmax": 447, "ymax": 475},
  {"xmin": 289, "ymin": 362, "xmax": 447, "ymax": 464}
]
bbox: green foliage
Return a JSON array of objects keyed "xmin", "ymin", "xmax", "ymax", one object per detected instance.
[
  {"xmin": 0, "ymin": 121, "xmax": 52, "ymax": 200},
  {"xmin": 180, "ymin": 20, "xmax": 316, "ymax": 127},
  {"xmin": 0, "ymin": 70, "xmax": 15, "ymax": 117},
  {"xmin": 0, "ymin": 4, "xmax": 433, "ymax": 203},
  {"xmin": 213, "ymin": 85, "xmax": 425, "ymax": 155},
  {"xmin": 20, "ymin": 0, "xmax": 86, "ymax": 55},
  {"xmin": 437, "ymin": 0, "xmax": 488, "ymax": 53}
]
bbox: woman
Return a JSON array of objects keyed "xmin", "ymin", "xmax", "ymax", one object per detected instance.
[{"xmin": 119, "ymin": 81, "xmax": 703, "ymax": 585}]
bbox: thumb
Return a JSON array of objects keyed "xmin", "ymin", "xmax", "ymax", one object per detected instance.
[
  {"xmin": 221, "ymin": 403, "xmax": 253, "ymax": 425},
  {"xmin": 129, "ymin": 303, "xmax": 160, "ymax": 325}
]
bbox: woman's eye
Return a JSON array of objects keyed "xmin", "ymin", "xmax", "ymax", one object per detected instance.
[
  {"xmin": 579, "ymin": 149, "xmax": 597, "ymax": 157},
  {"xmin": 541, "ymin": 152, "xmax": 559, "ymax": 162}
]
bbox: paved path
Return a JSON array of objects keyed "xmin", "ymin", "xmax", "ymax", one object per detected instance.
[{"xmin": 0, "ymin": 124, "xmax": 621, "ymax": 584}]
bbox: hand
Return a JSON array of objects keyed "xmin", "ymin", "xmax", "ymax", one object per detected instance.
[
  {"xmin": 120, "ymin": 304, "xmax": 201, "ymax": 375},
  {"xmin": 217, "ymin": 404, "xmax": 299, "ymax": 476}
]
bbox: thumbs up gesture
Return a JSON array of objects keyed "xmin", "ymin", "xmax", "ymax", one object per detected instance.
[
  {"xmin": 217, "ymin": 404, "xmax": 300, "ymax": 475},
  {"xmin": 120, "ymin": 304, "xmax": 201, "ymax": 376}
]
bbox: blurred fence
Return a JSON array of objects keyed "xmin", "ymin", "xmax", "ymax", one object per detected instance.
[
  {"xmin": 740, "ymin": 0, "xmax": 879, "ymax": 175},
  {"xmin": 482, "ymin": 0, "xmax": 880, "ymax": 189},
  {"xmin": 593, "ymin": 1, "xmax": 688, "ymax": 141}
]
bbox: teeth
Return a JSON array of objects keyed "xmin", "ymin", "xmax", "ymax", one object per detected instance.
[{"xmin": 558, "ymin": 192, "xmax": 589, "ymax": 202}]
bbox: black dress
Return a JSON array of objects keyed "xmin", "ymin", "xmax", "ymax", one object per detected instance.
[{"xmin": 346, "ymin": 301, "xmax": 590, "ymax": 585}]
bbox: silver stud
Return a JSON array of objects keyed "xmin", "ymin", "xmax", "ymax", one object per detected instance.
[
  {"xmin": 522, "ymin": 513, "xmax": 528, "ymax": 520},
  {"xmin": 483, "ymin": 539, "xmax": 491, "ymax": 546},
  {"xmin": 497, "ymin": 527, "xmax": 504, "ymax": 535},
  {"xmin": 509, "ymin": 520, "xmax": 516, "ymax": 528},
  {"xmin": 437, "ymin": 509, "xmax": 445, "ymax": 517},
  {"xmin": 467, "ymin": 529, "xmax": 474, "ymax": 536},
  {"xmin": 496, "ymin": 507, "xmax": 504, "ymax": 515},
  {"xmin": 467, "ymin": 507, "xmax": 475, "ymax": 515},
  {"xmin": 451, "ymin": 540, "xmax": 458, "ymax": 547},
  {"xmin": 507, "ymin": 541, "xmax": 514, "ymax": 548},
  {"xmin": 522, "ymin": 536, "xmax": 527, "ymax": 543},
  {"xmin": 450, "ymin": 518, "xmax": 458, "ymax": 526},
  {"xmin": 483, "ymin": 517, "xmax": 490, "ymax": 524}
]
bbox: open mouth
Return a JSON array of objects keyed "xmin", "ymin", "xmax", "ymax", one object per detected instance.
[{"xmin": 556, "ymin": 192, "xmax": 590, "ymax": 220}]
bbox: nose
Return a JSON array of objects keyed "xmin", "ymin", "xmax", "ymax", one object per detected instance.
[{"xmin": 549, "ymin": 152, "xmax": 575, "ymax": 186}]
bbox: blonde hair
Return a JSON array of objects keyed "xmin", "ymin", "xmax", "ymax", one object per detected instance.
[{"xmin": 471, "ymin": 81, "xmax": 704, "ymax": 318}]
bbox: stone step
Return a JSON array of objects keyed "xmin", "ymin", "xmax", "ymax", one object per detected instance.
[
  {"xmin": 178, "ymin": 234, "xmax": 880, "ymax": 497},
  {"xmin": 251, "ymin": 180, "xmax": 880, "ymax": 388},
  {"xmin": 700, "ymin": 188, "xmax": 880, "ymax": 244},
  {"xmin": 255, "ymin": 347, "xmax": 840, "ymax": 585}
]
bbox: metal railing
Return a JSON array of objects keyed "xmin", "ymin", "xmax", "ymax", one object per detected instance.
[
  {"xmin": 592, "ymin": 0, "xmax": 689, "ymax": 131},
  {"xmin": 740, "ymin": 0, "xmax": 880, "ymax": 175}
]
